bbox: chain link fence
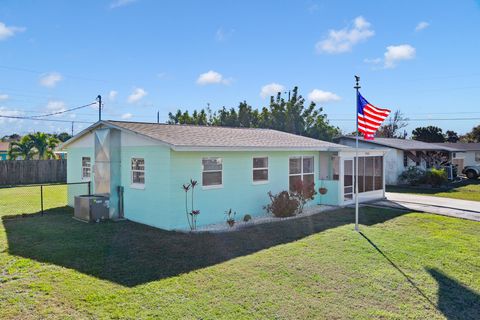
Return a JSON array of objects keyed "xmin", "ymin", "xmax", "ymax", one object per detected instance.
[{"xmin": 0, "ymin": 182, "xmax": 91, "ymax": 217}]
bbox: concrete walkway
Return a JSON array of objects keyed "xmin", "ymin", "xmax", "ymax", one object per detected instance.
[{"xmin": 373, "ymin": 192, "xmax": 480, "ymax": 222}]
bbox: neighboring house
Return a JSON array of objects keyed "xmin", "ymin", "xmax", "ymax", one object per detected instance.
[
  {"xmin": 0, "ymin": 142, "xmax": 10, "ymax": 160},
  {"xmin": 60, "ymin": 121, "xmax": 386, "ymax": 230},
  {"xmin": 434, "ymin": 143, "xmax": 480, "ymax": 172},
  {"xmin": 335, "ymin": 136, "xmax": 460, "ymax": 185}
]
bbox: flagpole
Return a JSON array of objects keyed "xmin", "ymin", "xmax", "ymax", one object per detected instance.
[{"xmin": 354, "ymin": 76, "xmax": 361, "ymax": 232}]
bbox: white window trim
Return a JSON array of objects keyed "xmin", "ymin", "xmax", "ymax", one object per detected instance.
[
  {"xmin": 252, "ymin": 156, "xmax": 269, "ymax": 185},
  {"xmin": 289, "ymin": 156, "xmax": 315, "ymax": 189},
  {"xmin": 131, "ymin": 157, "xmax": 145, "ymax": 189},
  {"xmin": 202, "ymin": 157, "xmax": 223, "ymax": 189},
  {"xmin": 81, "ymin": 156, "xmax": 91, "ymax": 181}
]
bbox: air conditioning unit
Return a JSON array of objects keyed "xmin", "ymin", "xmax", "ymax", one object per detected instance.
[{"xmin": 74, "ymin": 195, "xmax": 110, "ymax": 222}]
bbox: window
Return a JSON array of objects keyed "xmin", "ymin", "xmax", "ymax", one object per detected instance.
[
  {"xmin": 81, "ymin": 157, "xmax": 91, "ymax": 180},
  {"xmin": 202, "ymin": 157, "xmax": 222, "ymax": 187},
  {"xmin": 332, "ymin": 156, "xmax": 340, "ymax": 180},
  {"xmin": 289, "ymin": 156, "xmax": 314, "ymax": 191},
  {"xmin": 476, "ymin": 152, "xmax": 480, "ymax": 163},
  {"xmin": 253, "ymin": 157, "xmax": 268, "ymax": 183},
  {"xmin": 354, "ymin": 156, "xmax": 384, "ymax": 193},
  {"xmin": 131, "ymin": 158, "xmax": 145, "ymax": 186}
]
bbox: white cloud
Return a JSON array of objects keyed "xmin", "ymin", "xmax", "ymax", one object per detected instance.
[
  {"xmin": 108, "ymin": 90, "xmax": 118, "ymax": 101},
  {"xmin": 384, "ymin": 44, "xmax": 416, "ymax": 68},
  {"xmin": 46, "ymin": 100, "xmax": 67, "ymax": 116},
  {"xmin": 215, "ymin": 27, "xmax": 234, "ymax": 41},
  {"xmin": 196, "ymin": 70, "xmax": 230, "ymax": 85},
  {"xmin": 39, "ymin": 72, "xmax": 63, "ymax": 88},
  {"xmin": 127, "ymin": 88, "xmax": 147, "ymax": 103},
  {"xmin": 260, "ymin": 83, "xmax": 285, "ymax": 99},
  {"xmin": 415, "ymin": 21, "xmax": 429, "ymax": 32},
  {"xmin": 0, "ymin": 94, "xmax": 8, "ymax": 101},
  {"xmin": 0, "ymin": 107, "xmax": 23, "ymax": 123},
  {"xmin": 308, "ymin": 89, "xmax": 341, "ymax": 103},
  {"xmin": 110, "ymin": 0, "xmax": 137, "ymax": 9},
  {"xmin": 316, "ymin": 16, "xmax": 374, "ymax": 54},
  {"xmin": 0, "ymin": 22, "xmax": 25, "ymax": 41},
  {"xmin": 121, "ymin": 113, "xmax": 133, "ymax": 120}
]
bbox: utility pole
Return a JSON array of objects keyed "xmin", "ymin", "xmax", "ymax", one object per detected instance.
[
  {"xmin": 157, "ymin": 110, "xmax": 160, "ymax": 124},
  {"xmin": 71, "ymin": 121, "xmax": 74, "ymax": 136},
  {"xmin": 97, "ymin": 95, "xmax": 102, "ymax": 121}
]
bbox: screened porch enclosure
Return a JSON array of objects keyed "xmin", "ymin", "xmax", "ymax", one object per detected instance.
[{"xmin": 325, "ymin": 149, "xmax": 386, "ymax": 205}]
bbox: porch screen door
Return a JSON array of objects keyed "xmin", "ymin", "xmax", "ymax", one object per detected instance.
[{"xmin": 344, "ymin": 159, "xmax": 354, "ymax": 201}]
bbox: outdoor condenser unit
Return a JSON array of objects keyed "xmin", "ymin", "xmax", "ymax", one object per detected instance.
[{"xmin": 74, "ymin": 195, "xmax": 110, "ymax": 222}]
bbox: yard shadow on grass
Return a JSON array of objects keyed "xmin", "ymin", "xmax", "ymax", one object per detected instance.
[
  {"xmin": 427, "ymin": 268, "xmax": 480, "ymax": 320},
  {"xmin": 3, "ymin": 206, "xmax": 408, "ymax": 287}
]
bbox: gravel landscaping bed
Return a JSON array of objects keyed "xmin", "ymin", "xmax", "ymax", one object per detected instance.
[{"xmin": 176, "ymin": 204, "xmax": 339, "ymax": 233}]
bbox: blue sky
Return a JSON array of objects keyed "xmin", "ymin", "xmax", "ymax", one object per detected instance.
[{"xmin": 0, "ymin": 0, "xmax": 479, "ymax": 136}]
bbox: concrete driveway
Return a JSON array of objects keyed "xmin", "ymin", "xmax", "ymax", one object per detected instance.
[{"xmin": 373, "ymin": 193, "xmax": 480, "ymax": 222}]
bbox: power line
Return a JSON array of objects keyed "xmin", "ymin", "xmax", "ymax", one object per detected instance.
[
  {"xmin": 29, "ymin": 102, "xmax": 97, "ymax": 118},
  {"xmin": 0, "ymin": 115, "xmax": 93, "ymax": 124}
]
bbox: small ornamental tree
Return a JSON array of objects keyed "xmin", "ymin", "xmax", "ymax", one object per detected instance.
[
  {"xmin": 182, "ymin": 179, "xmax": 200, "ymax": 231},
  {"xmin": 291, "ymin": 180, "xmax": 317, "ymax": 214}
]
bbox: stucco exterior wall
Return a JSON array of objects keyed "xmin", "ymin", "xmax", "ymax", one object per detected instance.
[{"xmin": 168, "ymin": 150, "xmax": 323, "ymax": 229}]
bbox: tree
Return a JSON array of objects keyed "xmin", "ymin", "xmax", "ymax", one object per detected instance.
[
  {"xmin": 54, "ymin": 132, "xmax": 72, "ymax": 142},
  {"xmin": 376, "ymin": 110, "xmax": 409, "ymax": 138},
  {"xmin": 411, "ymin": 126, "xmax": 445, "ymax": 142},
  {"xmin": 8, "ymin": 136, "xmax": 35, "ymax": 160},
  {"xmin": 460, "ymin": 124, "xmax": 480, "ymax": 142},
  {"xmin": 445, "ymin": 130, "xmax": 459, "ymax": 143},
  {"xmin": 29, "ymin": 132, "xmax": 60, "ymax": 159},
  {"xmin": 164, "ymin": 86, "xmax": 341, "ymax": 141},
  {"xmin": 1, "ymin": 133, "xmax": 21, "ymax": 142}
]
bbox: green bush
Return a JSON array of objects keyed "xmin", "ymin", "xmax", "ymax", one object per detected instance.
[
  {"xmin": 425, "ymin": 168, "xmax": 448, "ymax": 187},
  {"xmin": 399, "ymin": 166, "xmax": 426, "ymax": 186},
  {"xmin": 264, "ymin": 191, "xmax": 299, "ymax": 218},
  {"xmin": 243, "ymin": 214, "xmax": 252, "ymax": 222}
]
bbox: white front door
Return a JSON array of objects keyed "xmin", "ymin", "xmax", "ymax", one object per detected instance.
[{"xmin": 343, "ymin": 158, "xmax": 354, "ymax": 203}]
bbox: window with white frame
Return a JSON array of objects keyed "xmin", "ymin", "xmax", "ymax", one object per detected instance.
[
  {"xmin": 253, "ymin": 157, "xmax": 268, "ymax": 183},
  {"xmin": 289, "ymin": 156, "xmax": 314, "ymax": 191},
  {"xmin": 81, "ymin": 157, "xmax": 91, "ymax": 180},
  {"xmin": 202, "ymin": 157, "xmax": 223, "ymax": 187},
  {"xmin": 131, "ymin": 158, "xmax": 145, "ymax": 186}
]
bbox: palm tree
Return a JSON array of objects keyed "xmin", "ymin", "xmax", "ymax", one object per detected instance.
[
  {"xmin": 29, "ymin": 132, "xmax": 60, "ymax": 159},
  {"xmin": 8, "ymin": 136, "xmax": 36, "ymax": 160}
]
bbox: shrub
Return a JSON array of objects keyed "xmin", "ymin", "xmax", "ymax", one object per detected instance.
[
  {"xmin": 264, "ymin": 191, "xmax": 299, "ymax": 218},
  {"xmin": 399, "ymin": 166, "xmax": 426, "ymax": 186},
  {"xmin": 291, "ymin": 180, "xmax": 317, "ymax": 214},
  {"xmin": 243, "ymin": 214, "xmax": 252, "ymax": 222},
  {"xmin": 425, "ymin": 168, "xmax": 447, "ymax": 187}
]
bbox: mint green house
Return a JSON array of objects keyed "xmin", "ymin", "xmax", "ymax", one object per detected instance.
[{"xmin": 60, "ymin": 120, "xmax": 386, "ymax": 230}]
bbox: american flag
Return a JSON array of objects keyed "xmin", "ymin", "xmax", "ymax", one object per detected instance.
[{"xmin": 357, "ymin": 92, "xmax": 391, "ymax": 140}]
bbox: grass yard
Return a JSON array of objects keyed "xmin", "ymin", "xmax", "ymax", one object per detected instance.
[
  {"xmin": 0, "ymin": 186, "xmax": 479, "ymax": 319},
  {"xmin": 387, "ymin": 179, "xmax": 480, "ymax": 202}
]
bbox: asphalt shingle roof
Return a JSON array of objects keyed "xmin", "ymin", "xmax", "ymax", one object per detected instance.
[
  {"xmin": 338, "ymin": 136, "xmax": 461, "ymax": 152},
  {"xmin": 105, "ymin": 120, "xmax": 347, "ymax": 150},
  {"xmin": 434, "ymin": 142, "xmax": 480, "ymax": 151}
]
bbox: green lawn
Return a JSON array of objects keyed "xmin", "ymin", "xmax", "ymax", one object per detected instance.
[
  {"xmin": 0, "ymin": 187, "xmax": 479, "ymax": 319},
  {"xmin": 387, "ymin": 180, "xmax": 480, "ymax": 202}
]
